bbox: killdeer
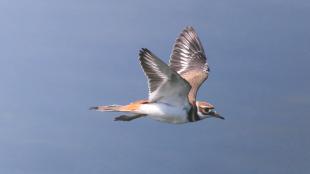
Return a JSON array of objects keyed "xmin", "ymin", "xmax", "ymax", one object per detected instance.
[{"xmin": 90, "ymin": 26, "xmax": 223, "ymax": 124}]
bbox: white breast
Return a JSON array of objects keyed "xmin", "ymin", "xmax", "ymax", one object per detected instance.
[{"xmin": 138, "ymin": 103, "xmax": 189, "ymax": 124}]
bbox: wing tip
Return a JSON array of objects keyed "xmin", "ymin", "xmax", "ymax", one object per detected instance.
[
  {"xmin": 174, "ymin": 26, "xmax": 205, "ymax": 55},
  {"xmin": 184, "ymin": 26, "xmax": 194, "ymax": 31},
  {"xmin": 139, "ymin": 48, "xmax": 150, "ymax": 58},
  {"xmin": 139, "ymin": 48, "xmax": 156, "ymax": 64},
  {"xmin": 183, "ymin": 26, "xmax": 197, "ymax": 34}
]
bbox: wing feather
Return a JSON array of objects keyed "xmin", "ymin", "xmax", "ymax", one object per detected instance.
[
  {"xmin": 139, "ymin": 48, "xmax": 191, "ymax": 106},
  {"xmin": 169, "ymin": 26, "xmax": 209, "ymax": 103}
]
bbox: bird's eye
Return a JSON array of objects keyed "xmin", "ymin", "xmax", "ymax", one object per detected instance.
[{"xmin": 203, "ymin": 108, "xmax": 210, "ymax": 113}]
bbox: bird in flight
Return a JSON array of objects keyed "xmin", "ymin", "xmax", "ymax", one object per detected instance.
[{"xmin": 90, "ymin": 26, "xmax": 224, "ymax": 124}]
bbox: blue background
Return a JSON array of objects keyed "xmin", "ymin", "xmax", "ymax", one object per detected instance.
[{"xmin": 0, "ymin": 0, "xmax": 309, "ymax": 173}]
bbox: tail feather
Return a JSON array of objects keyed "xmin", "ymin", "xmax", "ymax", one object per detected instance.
[
  {"xmin": 90, "ymin": 100, "xmax": 149, "ymax": 113},
  {"xmin": 89, "ymin": 105, "xmax": 123, "ymax": 112}
]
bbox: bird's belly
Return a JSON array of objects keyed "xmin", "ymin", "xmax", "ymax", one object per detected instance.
[{"xmin": 138, "ymin": 103, "xmax": 188, "ymax": 124}]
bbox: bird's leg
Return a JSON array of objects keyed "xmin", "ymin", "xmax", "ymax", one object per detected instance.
[{"xmin": 114, "ymin": 114, "xmax": 146, "ymax": 121}]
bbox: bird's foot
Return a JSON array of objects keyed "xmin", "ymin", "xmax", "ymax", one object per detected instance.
[{"xmin": 114, "ymin": 114, "xmax": 146, "ymax": 121}]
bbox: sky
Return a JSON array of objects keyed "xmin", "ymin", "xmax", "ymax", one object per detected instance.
[{"xmin": 0, "ymin": 0, "xmax": 309, "ymax": 173}]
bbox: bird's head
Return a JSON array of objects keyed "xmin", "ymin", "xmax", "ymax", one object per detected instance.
[{"xmin": 196, "ymin": 101, "xmax": 224, "ymax": 120}]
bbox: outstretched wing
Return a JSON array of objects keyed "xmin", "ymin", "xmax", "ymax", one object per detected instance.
[
  {"xmin": 169, "ymin": 26, "xmax": 209, "ymax": 103},
  {"xmin": 139, "ymin": 48, "xmax": 191, "ymax": 107}
]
